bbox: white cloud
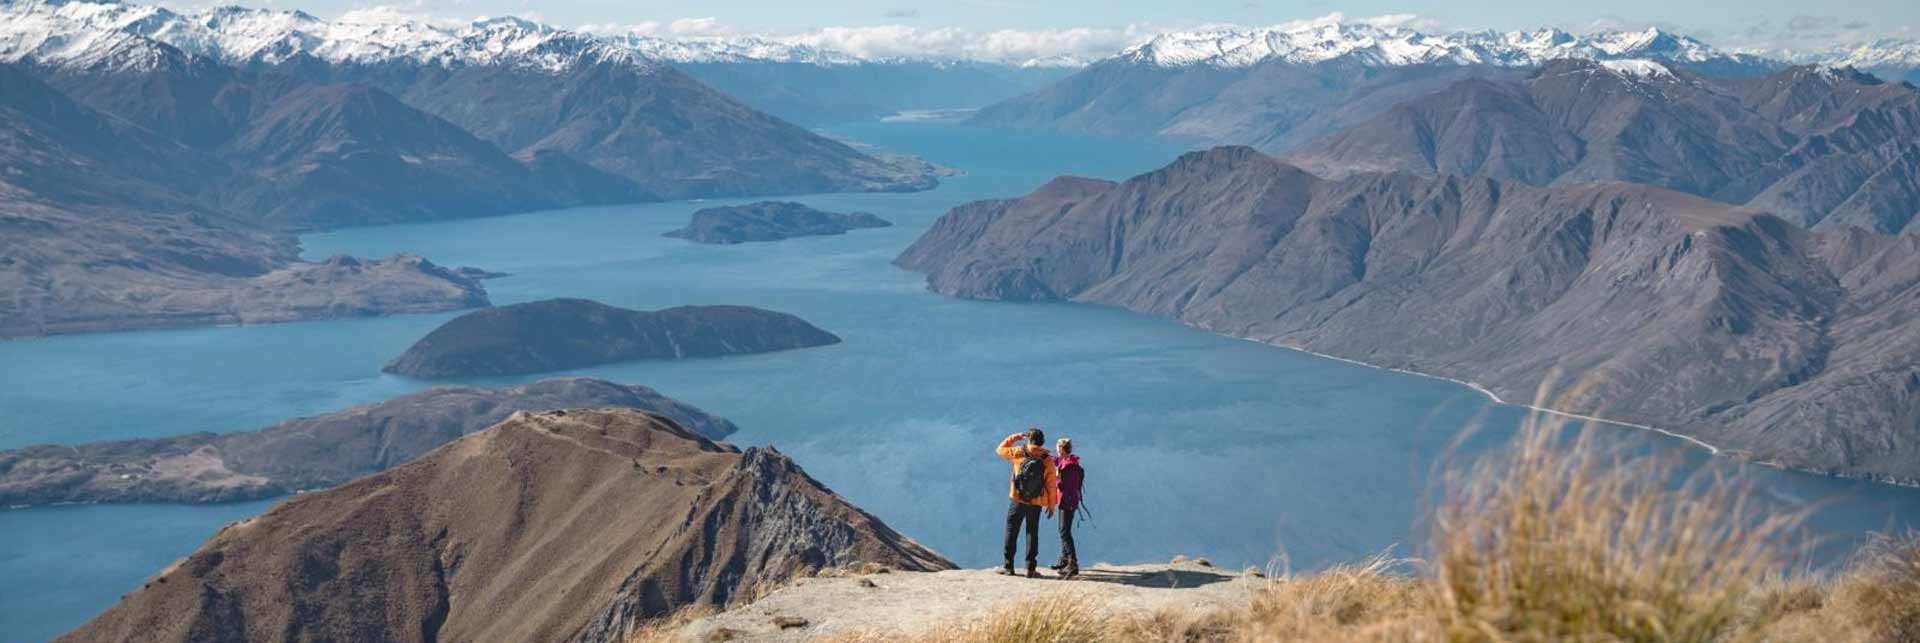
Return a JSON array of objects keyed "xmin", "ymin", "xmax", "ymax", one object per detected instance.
[{"xmin": 1714, "ymin": 15, "xmax": 1915, "ymax": 55}]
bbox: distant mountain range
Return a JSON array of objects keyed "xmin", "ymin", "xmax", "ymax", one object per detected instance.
[
  {"xmin": 0, "ymin": 0, "xmax": 944, "ymax": 337},
  {"xmin": 0, "ymin": 0, "xmax": 1068, "ymax": 125},
  {"xmin": 969, "ymin": 22, "xmax": 1920, "ymax": 145},
  {"xmin": 899, "ymin": 146, "xmax": 1920, "ymax": 485}
]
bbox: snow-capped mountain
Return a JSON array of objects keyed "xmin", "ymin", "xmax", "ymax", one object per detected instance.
[
  {"xmin": 1115, "ymin": 22, "xmax": 1768, "ymax": 71},
  {"xmin": 0, "ymin": 0, "xmax": 1073, "ymax": 72},
  {"xmin": 0, "ymin": 0, "xmax": 650, "ymax": 72},
  {"xmin": 1774, "ymin": 38, "xmax": 1920, "ymax": 82},
  {"xmin": 1817, "ymin": 39, "xmax": 1920, "ymax": 69}
]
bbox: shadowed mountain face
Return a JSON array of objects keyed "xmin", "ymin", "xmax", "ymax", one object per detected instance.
[
  {"xmin": 383, "ymin": 299, "xmax": 843, "ymax": 378},
  {"xmin": 32, "ymin": 59, "xmax": 646, "ymax": 231},
  {"xmin": 60, "ymin": 408, "xmax": 954, "ymax": 643},
  {"xmin": 898, "ymin": 146, "xmax": 1920, "ymax": 484},
  {"xmin": 0, "ymin": 65, "xmax": 487, "ymax": 338},
  {"xmin": 0, "ymin": 378, "xmax": 736, "ymax": 506},
  {"xmin": 1286, "ymin": 62, "xmax": 1920, "ymax": 234},
  {"xmin": 332, "ymin": 60, "xmax": 939, "ymax": 200},
  {"xmin": 666, "ymin": 201, "xmax": 891, "ymax": 244}
]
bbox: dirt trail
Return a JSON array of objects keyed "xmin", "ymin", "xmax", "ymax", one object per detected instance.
[{"xmin": 684, "ymin": 562, "xmax": 1261, "ymax": 641}]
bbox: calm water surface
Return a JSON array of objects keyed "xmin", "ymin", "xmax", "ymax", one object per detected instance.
[{"xmin": 2, "ymin": 123, "xmax": 1915, "ymax": 641}]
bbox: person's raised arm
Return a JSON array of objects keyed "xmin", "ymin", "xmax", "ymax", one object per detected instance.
[{"xmin": 996, "ymin": 433, "xmax": 1025, "ymax": 461}]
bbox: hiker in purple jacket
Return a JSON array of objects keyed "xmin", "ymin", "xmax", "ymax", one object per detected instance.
[{"xmin": 1051, "ymin": 437, "xmax": 1084, "ymax": 578}]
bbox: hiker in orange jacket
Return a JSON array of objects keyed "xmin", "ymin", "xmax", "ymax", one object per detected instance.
[{"xmin": 997, "ymin": 427, "xmax": 1059, "ymax": 577}]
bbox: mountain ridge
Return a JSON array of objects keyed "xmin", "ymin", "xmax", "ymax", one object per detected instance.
[
  {"xmin": 58, "ymin": 407, "xmax": 955, "ymax": 643},
  {"xmin": 1285, "ymin": 60, "xmax": 1920, "ymax": 234}
]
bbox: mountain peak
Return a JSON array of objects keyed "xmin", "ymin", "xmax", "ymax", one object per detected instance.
[{"xmin": 64, "ymin": 408, "xmax": 954, "ymax": 642}]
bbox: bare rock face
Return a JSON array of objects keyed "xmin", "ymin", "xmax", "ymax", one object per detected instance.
[
  {"xmin": 60, "ymin": 408, "xmax": 953, "ymax": 643},
  {"xmin": 898, "ymin": 145, "xmax": 1920, "ymax": 484},
  {"xmin": 383, "ymin": 299, "xmax": 842, "ymax": 378},
  {"xmin": 665, "ymin": 201, "xmax": 891, "ymax": 244},
  {"xmin": 0, "ymin": 378, "xmax": 736, "ymax": 506}
]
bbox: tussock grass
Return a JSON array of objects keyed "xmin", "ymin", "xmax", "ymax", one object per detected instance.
[
  {"xmin": 1429, "ymin": 414, "xmax": 1803, "ymax": 642},
  {"xmin": 816, "ymin": 592, "xmax": 1109, "ymax": 643},
  {"xmin": 1239, "ymin": 555, "xmax": 1435, "ymax": 642},
  {"xmin": 623, "ymin": 604, "xmax": 716, "ymax": 643},
  {"xmin": 1827, "ymin": 530, "xmax": 1920, "ymax": 642}
]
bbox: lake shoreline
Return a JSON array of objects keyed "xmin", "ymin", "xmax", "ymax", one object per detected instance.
[{"xmin": 1211, "ymin": 332, "xmax": 1920, "ymax": 491}]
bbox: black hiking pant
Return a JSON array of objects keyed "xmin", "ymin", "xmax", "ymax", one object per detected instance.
[
  {"xmin": 1058, "ymin": 507, "xmax": 1078, "ymax": 566},
  {"xmin": 1003, "ymin": 500, "xmax": 1042, "ymax": 568}
]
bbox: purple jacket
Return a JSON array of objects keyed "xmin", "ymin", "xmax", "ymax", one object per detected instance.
[{"xmin": 1056, "ymin": 454, "xmax": 1084, "ymax": 511}]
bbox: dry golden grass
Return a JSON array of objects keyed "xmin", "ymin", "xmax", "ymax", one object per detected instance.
[
  {"xmin": 1429, "ymin": 413, "xmax": 1805, "ymax": 642},
  {"xmin": 1826, "ymin": 530, "xmax": 1920, "ymax": 643},
  {"xmin": 1238, "ymin": 556, "xmax": 1436, "ymax": 642},
  {"xmin": 812, "ymin": 592, "xmax": 1110, "ymax": 643},
  {"xmin": 623, "ymin": 604, "xmax": 716, "ymax": 643}
]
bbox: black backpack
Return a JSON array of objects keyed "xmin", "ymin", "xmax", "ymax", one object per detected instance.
[{"xmin": 1013, "ymin": 453, "xmax": 1049, "ymax": 500}]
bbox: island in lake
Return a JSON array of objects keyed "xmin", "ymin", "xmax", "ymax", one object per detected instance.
[
  {"xmin": 665, "ymin": 201, "xmax": 891, "ymax": 244},
  {"xmin": 383, "ymin": 298, "xmax": 842, "ymax": 377}
]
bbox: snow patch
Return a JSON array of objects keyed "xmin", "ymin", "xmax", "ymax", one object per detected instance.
[{"xmin": 1597, "ymin": 58, "xmax": 1673, "ymax": 78}]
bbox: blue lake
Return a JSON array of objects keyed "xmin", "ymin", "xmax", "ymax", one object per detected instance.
[{"xmin": 3, "ymin": 123, "xmax": 1917, "ymax": 641}]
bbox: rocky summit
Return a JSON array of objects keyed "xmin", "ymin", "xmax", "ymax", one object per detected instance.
[
  {"xmin": 0, "ymin": 378, "xmax": 736, "ymax": 506},
  {"xmin": 666, "ymin": 200, "xmax": 892, "ymax": 244},
  {"xmin": 59, "ymin": 408, "xmax": 954, "ymax": 643},
  {"xmin": 898, "ymin": 145, "xmax": 1920, "ymax": 485},
  {"xmin": 383, "ymin": 299, "xmax": 843, "ymax": 378}
]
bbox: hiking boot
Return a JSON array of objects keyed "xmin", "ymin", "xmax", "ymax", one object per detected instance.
[
  {"xmin": 1048, "ymin": 559, "xmax": 1068, "ymax": 571},
  {"xmin": 998, "ymin": 564, "xmax": 1017, "ymax": 576},
  {"xmin": 1063, "ymin": 564, "xmax": 1080, "ymax": 579},
  {"xmin": 1026, "ymin": 565, "xmax": 1041, "ymax": 579}
]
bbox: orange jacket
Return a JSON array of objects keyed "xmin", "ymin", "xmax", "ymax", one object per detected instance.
[{"xmin": 997, "ymin": 433, "xmax": 1060, "ymax": 508}]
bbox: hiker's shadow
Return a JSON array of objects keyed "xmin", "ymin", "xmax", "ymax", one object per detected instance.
[{"xmin": 1071, "ymin": 568, "xmax": 1234, "ymax": 588}]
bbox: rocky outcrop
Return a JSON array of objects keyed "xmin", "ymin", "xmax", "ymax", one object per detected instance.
[
  {"xmin": 898, "ymin": 146, "xmax": 1920, "ymax": 484},
  {"xmin": 384, "ymin": 299, "xmax": 842, "ymax": 378},
  {"xmin": 0, "ymin": 378, "xmax": 735, "ymax": 506},
  {"xmin": 60, "ymin": 408, "xmax": 953, "ymax": 643},
  {"xmin": 665, "ymin": 201, "xmax": 891, "ymax": 244}
]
